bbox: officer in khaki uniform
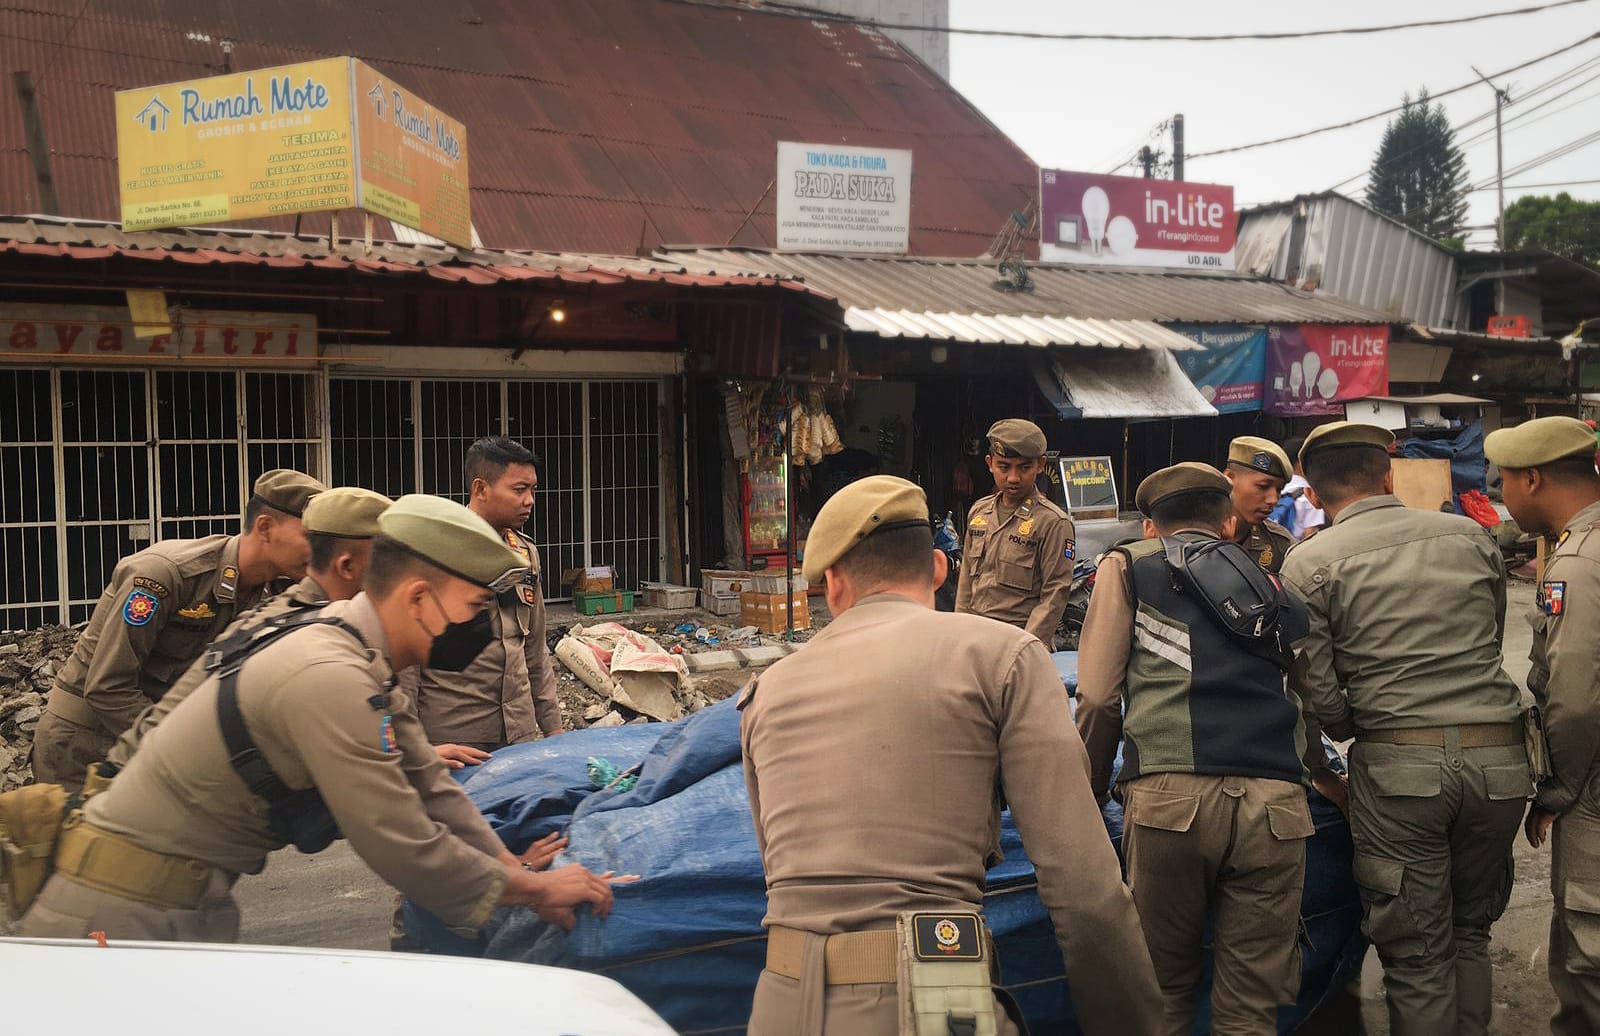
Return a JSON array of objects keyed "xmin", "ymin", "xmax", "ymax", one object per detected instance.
[
  {"xmin": 102, "ymin": 487, "xmax": 393, "ymax": 773},
  {"xmin": 402, "ymin": 437, "xmax": 561, "ymax": 755},
  {"xmin": 1077, "ymin": 463, "xmax": 1317, "ymax": 1036},
  {"xmin": 20, "ymin": 495, "xmax": 619, "ymax": 943},
  {"xmin": 1484, "ymin": 417, "xmax": 1600, "ymax": 1035},
  {"xmin": 742, "ymin": 475, "xmax": 1160, "ymax": 1036},
  {"xmin": 955, "ymin": 419, "xmax": 1077, "ymax": 645},
  {"xmin": 1281, "ymin": 422, "xmax": 1529, "ymax": 1036},
  {"xmin": 1225, "ymin": 436, "xmax": 1296, "ymax": 573},
  {"xmin": 31, "ymin": 469, "xmax": 326, "ymax": 791}
]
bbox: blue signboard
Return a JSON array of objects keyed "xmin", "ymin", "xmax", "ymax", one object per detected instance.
[{"xmin": 1170, "ymin": 323, "xmax": 1266, "ymax": 414}]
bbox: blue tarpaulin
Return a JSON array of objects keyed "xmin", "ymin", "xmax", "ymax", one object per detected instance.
[
  {"xmin": 1400, "ymin": 420, "xmax": 1487, "ymax": 508},
  {"xmin": 407, "ymin": 657, "xmax": 1363, "ymax": 1034}
]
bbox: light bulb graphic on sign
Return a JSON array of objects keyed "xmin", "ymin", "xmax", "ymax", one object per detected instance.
[{"xmin": 1081, "ymin": 187, "xmax": 1109, "ymax": 256}]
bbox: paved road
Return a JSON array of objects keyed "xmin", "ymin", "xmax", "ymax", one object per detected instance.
[{"xmin": 236, "ymin": 579, "xmax": 1561, "ymax": 1033}]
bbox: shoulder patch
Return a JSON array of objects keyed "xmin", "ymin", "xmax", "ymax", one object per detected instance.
[
  {"xmin": 1542, "ymin": 581, "xmax": 1566, "ymax": 617},
  {"xmin": 379, "ymin": 714, "xmax": 398, "ymax": 753},
  {"xmin": 123, "ymin": 589, "xmax": 159, "ymax": 627},
  {"xmin": 1063, "ymin": 540, "xmax": 1076, "ymax": 561},
  {"xmin": 131, "ymin": 575, "xmax": 169, "ymax": 599}
]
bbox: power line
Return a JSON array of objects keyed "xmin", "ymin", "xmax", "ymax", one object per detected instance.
[
  {"xmin": 670, "ymin": 0, "xmax": 1594, "ymax": 43},
  {"xmin": 1473, "ymin": 177, "xmax": 1600, "ymax": 191},
  {"xmin": 1328, "ymin": 52, "xmax": 1600, "ymax": 195},
  {"xmin": 1186, "ymin": 31, "xmax": 1600, "ymax": 160}
]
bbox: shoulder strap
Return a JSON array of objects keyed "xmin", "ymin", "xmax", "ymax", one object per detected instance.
[{"xmin": 213, "ymin": 612, "xmax": 369, "ymax": 807}]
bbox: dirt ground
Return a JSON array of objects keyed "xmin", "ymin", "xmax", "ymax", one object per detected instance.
[{"xmin": 17, "ymin": 583, "xmax": 1560, "ymax": 1032}]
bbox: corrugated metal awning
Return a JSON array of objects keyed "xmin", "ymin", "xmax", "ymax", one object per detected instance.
[
  {"xmin": 848, "ymin": 308, "xmax": 1200, "ymax": 351},
  {"xmin": 1031, "ymin": 349, "xmax": 1217, "ymax": 420}
]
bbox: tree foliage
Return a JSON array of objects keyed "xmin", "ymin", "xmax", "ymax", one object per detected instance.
[
  {"xmin": 1365, "ymin": 92, "xmax": 1470, "ymax": 240},
  {"xmin": 1504, "ymin": 193, "xmax": 1600, "ymax": 266}
]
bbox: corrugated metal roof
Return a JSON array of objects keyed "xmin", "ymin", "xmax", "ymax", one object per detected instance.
[
  {"xmin": 659, "ymin": 248, "xmax": 1395, "ymax": 349},
  {"xmin": 1236, "ymin": 192, "xmax": 1467, "ymax": 328},
  {"xmin": 0, "ymin": 215, "xmax": 827, "ymax": 294},
  {"xmin": 0, "ymin": 0, "xmax": 1036, "ymax": 256},
  {"xmin": 1032, "ymin": 350, "xmax": 1217, "ymax": 419}
]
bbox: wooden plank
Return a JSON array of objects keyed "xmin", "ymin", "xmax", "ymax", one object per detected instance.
[{"xmin": 1391, "ymin": 457, "xmax": 1453, "ymax": 512}]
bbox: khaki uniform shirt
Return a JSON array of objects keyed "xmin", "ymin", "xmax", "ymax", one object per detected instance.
[
  {"xmin": 84, "ymin": 593, "xmax": 508, "ymax": 935},
  {"xmin": 50, "ymin": 535, "xmax": 261, "ymax": 736},
  {"xmin": 104, "ymin": 574, "xmax": 331, "ymax": 770},
  {"xmin": 1239, "ymin": 518, "xmax": 1295, "ymax": 573},
  {"xmin": 400, "ymin": 529, "xmax": 559, "ymax": 746},
  {"xmin": 955, "ymin": 493, "xmax": 1077, "ymax": 644},
  {"xmin": 1280, "ymin": 495, "xmax": 1520, "ymax": 741},
  {"xmin": 739, "ymin": 594, "xmax": 1161, "ymax": 1033},
  {"xmin": 1528, "ymin": 499, "xmax": 1600, "ymax": 814}
]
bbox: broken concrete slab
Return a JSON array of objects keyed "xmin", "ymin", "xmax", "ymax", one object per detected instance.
[
  {"xmin": 588, "ymin": 710, "xmax": 625, "ymax": 728},
  {"xmin": 734, "ymin": 644, "xmax": 792, "ymax": 668},
  {"xmin": 684, "ymin": 650, "xmax": 740, "ymax": 673}
]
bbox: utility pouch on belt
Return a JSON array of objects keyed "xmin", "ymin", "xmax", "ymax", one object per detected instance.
[
  {"xmin": 0, "ymin": 782, "xmax": 70, "ymax": 918},
  {"xmin": 1526, "ymin": 705, "xmax": 1553, "ymax": 784},
  {"xmin": 1158, "ymin": 536, "xmax": 1308, "ymax": 669},
  {"xmin": 894, "ymin": 912, "xmax": 999, "ymax": 1036}
]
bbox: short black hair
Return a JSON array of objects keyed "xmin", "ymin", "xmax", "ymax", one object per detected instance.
[
  {"xmin": 1304, "ymin": 447, "xmax": 1391, "ymax": 505},
  {"xmin": 1538, "ymin": 456, "xmax": 1600, "ymax": 485},
  {"xmin": 832, "ymin": 524, "xmax": 934, "ymax": 589},
  {"xmin": 244, "ymin": 495, "xmax": 294, "ymax": 529},
  {"xmin": 308, "ymin": 532, "xmax": 363, "ymax": 572},
  {"xmin": 464, "ymin": 436, "xmax": 538, "ymax": 490},
  {"xmin": 1282, "ymin": 436, "xmax": 1307, "ymax": 466},
  {"xmin": 1149, "ymin": 490, "xmax": 1233, "ymax": 533},
  {"xmin": 364, "ymin": 534, "xmax": 449, "ymax": 597}
]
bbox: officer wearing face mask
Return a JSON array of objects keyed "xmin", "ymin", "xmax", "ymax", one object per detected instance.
[{"xmin": 19, "ymin": 494, "xmax": 622, "ymax": 943}]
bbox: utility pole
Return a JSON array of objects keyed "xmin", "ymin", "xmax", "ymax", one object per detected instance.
[
  {"xmin": 1473, "ymin": 67, "xmax": 1510, "ymax": 248},
  {"xmin": 1172, "ymin": 114, "xmax": 1185, "ymax": 181},
  {"xmin": 1137, "ymin": 145, "xmax": 1157, "ymax": 178}
]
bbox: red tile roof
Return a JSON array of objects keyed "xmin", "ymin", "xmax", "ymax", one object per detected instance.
[{"xmin": 1, "ymin": 0, "xmax": 1038, "ymax": 256}]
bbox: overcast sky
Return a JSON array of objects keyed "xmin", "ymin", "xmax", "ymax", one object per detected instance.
[{"xmin": 948, "ymin": 0, "xmax": 1600, "ymax": 249}]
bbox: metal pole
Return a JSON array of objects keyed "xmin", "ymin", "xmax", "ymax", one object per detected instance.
[
  {"xmin": 1172, "ymin": 114, "xmax": 1185, "ymax": 181},
  {"xmin": 1473, "ymin": 67, "xmax": 1509, "ymax": 247},
  {"xmin": 13, "ymin": 72, "xmax": 60, "ymax": 214}
]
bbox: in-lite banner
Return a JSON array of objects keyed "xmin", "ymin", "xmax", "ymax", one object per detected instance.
[
  {"xmin": 116, "ymin": 58, "xmax": 470, "ymax": 245},
  {"xmin": 1170, "ymin": 323, "xmax": 1265, "ymax": 413},
  {"xmin": 1039, "ymin": 170, "xmax": 1235, "ymax": 270},
  {"xmin": 1265, "ymin": 324, "xmax": 1389, "ymax": 417},
  {"xmin": 776, "ymin": 142, "xmax": 912, "ymax": 254}
]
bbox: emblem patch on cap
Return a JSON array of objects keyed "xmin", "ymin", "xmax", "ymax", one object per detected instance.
[
  {"xmin": 1252, "ymin": 451, "xmax": 1273, "ymax": 471},
  {"xmin": 123, "ymin": 589, "xmax": 159, "ymax": 626},
  {"xmin": 1543, "ymin": 581, "xmax": 1566, "ymax": 616}
]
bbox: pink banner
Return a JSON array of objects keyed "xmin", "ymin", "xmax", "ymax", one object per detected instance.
[{"xmin": 1265, "ymin": 324, "xmax": 1389, "ymax": 417}]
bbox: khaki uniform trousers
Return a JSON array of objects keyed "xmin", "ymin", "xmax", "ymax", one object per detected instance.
[
  {"xmin": 1551, "ymin": 773, "xmax": 1600, "ymax": 1035},
  {"xmin": 20, "ymin": 871, "xmax": 240, "ymax": 943},
  {"xmin": 29, "ymin": 708, "xmax": 114, "ymax": 792},
  {"xmin": 1347, "ymin": 739, "xmax": 1527, "ymax": 1036},
  {"xmin": 746, "ymin": 931, "xmax": 1023, "ymax": 1036},
  {"xmin": 1121, "ymin": 772, "xmax": 1312, "ymax": 1036}
]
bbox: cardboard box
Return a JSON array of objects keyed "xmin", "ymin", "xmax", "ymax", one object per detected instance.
[
  {"xmin": 740, "ymin": 590, "xmax": 812, "ymax": 634},
  {"xmin": 701, "ymin": 569, "xmax": 754, "ymax": 597},
  {"xmin": 574, "ymin": 589, "xmax": 634, "ymax": 615},
  {"xmin": 749, "ymin": 569, "xmax": 807, "ymax": 595},
  {"xmin": 640, "ymin": 582, "xmax": 698, "ymax": 610},
  {"xmin": 701, "ymin": 591, "xmax": 742, "ymax": 617},
  {"xmin": 563, "ymin": 565, "xmax": 617, "ymax": 593}
]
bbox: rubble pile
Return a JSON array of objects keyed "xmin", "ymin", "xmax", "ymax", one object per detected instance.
[{"xmin": 0, "ymin": 626, "xmax": 77, "ymax": 790}]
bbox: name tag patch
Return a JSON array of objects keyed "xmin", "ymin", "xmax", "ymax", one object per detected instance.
[
  {"xmin": 1542, "ymin": 581, "xmax": 1566, "ymax": 616},
  {"xmin": 911, "ymin": 912, "xmax": 982, "ymax": 961}
]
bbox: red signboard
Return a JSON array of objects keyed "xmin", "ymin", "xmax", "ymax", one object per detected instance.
[
  {"xmin": 1265, "ymin": 324, "xmax": 1389, "ymax": 417},
  {"xmin": 1487, "ymin": 314, "xmax": 1532, "ymax": 338},
  {"xmin": 1, "ymin": 303, "xmax": 316, "ymax": 363},
  {"xmin": 1039, "ymin": 169, "xmax": 1236, "ymax": 270}
]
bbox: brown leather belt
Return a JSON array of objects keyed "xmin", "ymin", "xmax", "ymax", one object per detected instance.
[
  {"xmin": 766, "ymin": 925, "xmax": 898, "ymax": 985},
  {"xmin": 53, "ymin": 813, "xmax": 218, "ymax": 911},
  {"xmin": 1359, "ymin": 722, "xmax": 1523, "ymax": 748}
]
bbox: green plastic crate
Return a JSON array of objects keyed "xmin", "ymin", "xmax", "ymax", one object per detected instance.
[{"xmin": 574, "ymin": 589, "xmax": 636, "ymax": 616}]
